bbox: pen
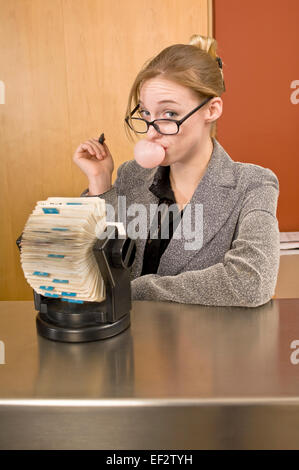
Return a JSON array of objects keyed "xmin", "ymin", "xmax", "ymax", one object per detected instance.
[{"xmin": 99, "ymin": 133, "xmax": 105, "ymax": 145}]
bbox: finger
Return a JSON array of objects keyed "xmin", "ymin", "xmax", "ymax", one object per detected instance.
[
  {"xmin": 81, "ymin": 142, "xmax": 101, "ymax": 159},
  {"xmin": 86, "ymin": 139, "xmax": 104, "ymax": 156},
  {"xmin": 90, "ymin": 138, "xmax": 107, "ymax": 156}
]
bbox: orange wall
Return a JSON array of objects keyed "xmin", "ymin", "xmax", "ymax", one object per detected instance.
[{"xmin": 214, "ymin": 0, "xmax": 299, "ymax": 231}]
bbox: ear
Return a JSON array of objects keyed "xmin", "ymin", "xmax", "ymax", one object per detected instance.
[{"xmin": 205, "ymin": 97, "xmax": 223, "ymax": 123}]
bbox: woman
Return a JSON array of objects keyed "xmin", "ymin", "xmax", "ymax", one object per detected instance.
[{"xmin": 73, "ymin": 35, "xmax": 280, "ymax": 307}]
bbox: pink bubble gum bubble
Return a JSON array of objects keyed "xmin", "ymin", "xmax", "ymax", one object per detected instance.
[{"xmin": 134, "ymin": 140, "xmax": 165, "ymax": 169}]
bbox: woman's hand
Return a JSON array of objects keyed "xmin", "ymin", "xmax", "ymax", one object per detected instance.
[
  {"xmin": 73, "ymin": 137, "xmax": 114, "ymax": 194},
  {"xmin": 73, "ymin": 137, "xmax": 114, "ymax": 178}
]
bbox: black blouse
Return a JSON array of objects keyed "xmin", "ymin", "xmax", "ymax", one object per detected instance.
[{"xmin": 141, "ymin": 166, "xmax": 185, "ymax": 276}]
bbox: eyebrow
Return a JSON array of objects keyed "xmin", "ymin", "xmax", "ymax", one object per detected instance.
[{"xmin": 139, "ymin": 99, "xmax": 180, "ymax": 106}]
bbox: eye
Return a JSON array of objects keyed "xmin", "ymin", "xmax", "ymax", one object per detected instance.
[
  {"xmin": 138, "ymin": 109, "xmax": 178, "ymax": 119},
  {"xmin": 138, "ymin": 109, "xmax": 150, "ymax": 117},
  {"xmin": 165, "ymin": 111, "xmax": 177, "ymax": 118}
]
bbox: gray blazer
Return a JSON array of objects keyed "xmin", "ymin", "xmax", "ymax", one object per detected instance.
[{"xmin": 82, "ymin": 137, "xmax": 280, "ymax": 307}]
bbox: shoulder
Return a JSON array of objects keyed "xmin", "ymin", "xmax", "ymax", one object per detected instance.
[
  {"xmin": 230, "ymin": 161, "xmax": 279, "ymax": 218},
  {"xmin": 213, "ymin": 139, "xmax": 279, "ymax": 192},
  {"xmin": 235, "ymin": 161, "xmax": 279, "ymax": 192}
]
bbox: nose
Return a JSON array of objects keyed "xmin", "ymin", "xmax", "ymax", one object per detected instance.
[{"xmin": 146, "ymin": 123, "xmax": 161, "ymax": 141}]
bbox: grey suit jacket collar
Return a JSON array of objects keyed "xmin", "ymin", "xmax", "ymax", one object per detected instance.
[{"xmin": 131, "ymin": 137, "xmax": 240, "ymax": 278}]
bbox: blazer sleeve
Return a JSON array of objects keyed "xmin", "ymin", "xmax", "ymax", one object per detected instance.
[{"xmin": 131, "ymin": 170, "xmax": 280, "ymax": 308}]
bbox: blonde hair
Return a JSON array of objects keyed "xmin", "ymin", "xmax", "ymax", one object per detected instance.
[{"xmin": 124, "ymin": 34, "xmax": 225, "ymax": 141}]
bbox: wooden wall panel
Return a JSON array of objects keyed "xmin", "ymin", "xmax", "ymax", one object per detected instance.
[
  {"xmin": 0, "ymin": 0, "xmax": 72, "ymax": 300},
  {"xmin": 0, "ymin": 0, "xmax": 211, "ymax": 300}
]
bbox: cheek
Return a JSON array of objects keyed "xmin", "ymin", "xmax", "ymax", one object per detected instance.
[
  {"xmin": 184, "ymin": 122, "xmax": 204, "ymax": 148},
  {"xmin": 187, "ymin": 115, "xmax": 205, "ymax": 133},
  {"xmin": 167, "ymin": 120, "xmax": 203, "ymax": 156},
  {"xmin": 179, "ymin": 119, "xmax": 202, "ymax": 140}
]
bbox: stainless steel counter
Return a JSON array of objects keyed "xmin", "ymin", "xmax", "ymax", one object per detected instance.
[{"xmin": 1, "ymin": 298, "xmax": 299, "ymax": 449}]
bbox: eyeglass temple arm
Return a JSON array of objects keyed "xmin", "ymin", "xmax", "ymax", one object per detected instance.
[
  {"xmin": 129, "ymin": 104, "xmax": 140, "ymax": 117},
  {"xmin": 177, "ymin": 97, "xmax": 213, "ymax": 125}
]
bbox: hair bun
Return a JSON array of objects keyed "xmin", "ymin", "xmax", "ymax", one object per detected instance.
[
  {"xmin": 189, "ymin": 33, "xmax": 224, "ymax": 89},
  {"xmin": 189, "ymin": 34, "xmax": 218, "ymax": 59}
]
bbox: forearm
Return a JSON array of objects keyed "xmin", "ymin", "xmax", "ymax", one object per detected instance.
[
  {"xmin": 131, "ymin": 264, "xmax": 267, "ymax": 307},
  {"xmin": 87, "ymin": 176, "xmax": 112, "ymax": 196}
]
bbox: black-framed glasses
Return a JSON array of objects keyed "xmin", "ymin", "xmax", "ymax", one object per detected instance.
[{"xmin": 125, "ymin": 96, "xmax": 213, "ymax": 135}]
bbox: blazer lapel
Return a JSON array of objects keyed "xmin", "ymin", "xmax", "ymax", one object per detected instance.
[{"xmin": 157, "ymin": 138, "xmax": 240, "ymax": 276}]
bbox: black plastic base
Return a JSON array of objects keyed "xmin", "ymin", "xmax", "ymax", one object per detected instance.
[{"xmin": 36, "ymin": 312, "xmax": 130, "ymax": 343}]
